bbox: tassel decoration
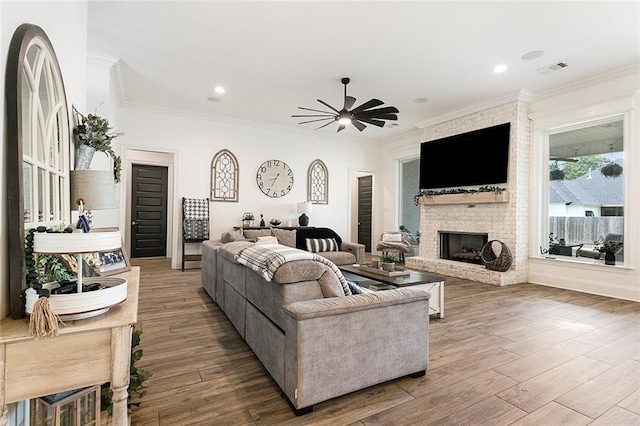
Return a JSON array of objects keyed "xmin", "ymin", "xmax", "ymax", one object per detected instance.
[{"xmin": 29, "ymin": 289, "xmax": 63, "ymax": 338}]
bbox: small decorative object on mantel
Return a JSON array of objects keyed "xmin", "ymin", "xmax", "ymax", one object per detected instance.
[
  {"xmin": 270, "ymin": 218, "xmax": 282, "ymax": 226},
  {"xmin": 72, "ymin": 106, "xmax": 123, "ymax": 182},
  {"xmin": 480, "ymin": 240, "xmax": 513, "ymax": 272},
  {"xmin": 242, "ymin": 212, "xmax": 255, "ymax": 227}
]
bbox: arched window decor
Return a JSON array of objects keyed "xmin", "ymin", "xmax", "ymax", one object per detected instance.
[
  {"xmin": 307, "ymin": 159, "xmax": 328, "ymax": 204},
  {"xmin": 6, "ymin": 24, "xmax": 71, "ymax": 318},
  {"xmin": 210, "ymin": 149, "xmax": 239, "ymax": 202}
]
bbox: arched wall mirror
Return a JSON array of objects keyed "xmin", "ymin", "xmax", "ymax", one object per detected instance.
[{"xmin": 5, "ymin": 24, "xmax": 71, "ymax": 318}]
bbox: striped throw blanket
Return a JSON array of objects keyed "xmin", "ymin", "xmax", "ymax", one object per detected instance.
[{"xmin": 236, "ymin": 243, "xmax": 353, "ymax": 296}]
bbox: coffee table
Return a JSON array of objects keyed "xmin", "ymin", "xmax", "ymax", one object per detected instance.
[{"xmin": 339, "ymin": 264, "xmax": 445, "ymax": 318}]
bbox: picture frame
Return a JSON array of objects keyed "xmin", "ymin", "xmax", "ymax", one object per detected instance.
[{"xmin": 83, "ymin": 247, "xmax": 131, "ymax": 277}]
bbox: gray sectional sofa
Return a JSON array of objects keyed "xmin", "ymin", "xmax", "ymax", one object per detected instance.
[{"xmin": 202, "ymin": 238, "xmax": 431, "ymax": 415}]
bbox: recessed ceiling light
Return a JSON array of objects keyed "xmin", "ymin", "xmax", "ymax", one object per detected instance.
[
  {"xmin": 214, "ymin": 86, "xmax": 225, "ymax": 94},
  {"xmin": 206, "ymin": 96, "xmax": 222, "ymax": 102},
  {"xmin": 521, "ymin": 50, "xmax": 545, "ymax": 61},
  {"xmin": 414, "ymin": 97, "xmax": 429, "ymax": 103},
  {"xmin": 493, "ymin": 64, "xmax": 508, "ymax": 74}
]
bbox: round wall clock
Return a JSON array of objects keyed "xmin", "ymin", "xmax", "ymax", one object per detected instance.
[{"xmin": 256, "ymin": 159, "xmax": 294, "ymax": 198}]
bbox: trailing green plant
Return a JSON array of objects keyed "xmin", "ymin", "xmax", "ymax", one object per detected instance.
[
  {"xmin": 73, "ymin": 106, "xmax": 123, "ymax": 183},
  {"xmin": 36, "ymin": 254, "xmax": 74, "ymax": 283},
  {"xmin": 380, "ymin": 253, "xmax": 397, "ymax": 264},
  {"xmin": 414, "ymin": 185, "xmax": 506, "ymax": 205},
  {"xmin": 101, "ymin": 328, "xmax": 152, "ymax": 415}
]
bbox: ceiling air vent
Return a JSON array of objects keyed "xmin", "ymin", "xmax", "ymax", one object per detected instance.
[{"xmin": 538, "ymin": 61, "xmax": 569, "ymax": 74}]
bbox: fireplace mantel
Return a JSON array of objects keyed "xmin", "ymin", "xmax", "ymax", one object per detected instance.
[{"xmin": 418, "ymin": 190, "xmax": 509, "ymax": 205}]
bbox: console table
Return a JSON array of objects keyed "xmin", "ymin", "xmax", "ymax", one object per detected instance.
[{"xmin": 0, "ymin": 267, "xmax": 140, "ymax": 426}]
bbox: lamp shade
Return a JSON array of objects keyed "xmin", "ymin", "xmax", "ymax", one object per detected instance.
[
  {"xmin": 70, "ymin": 170, "xmax": 117, "ymax": 210},
  {"xmin": 297, "ymin": 202, "xmax": 312, "ymax": 214}
]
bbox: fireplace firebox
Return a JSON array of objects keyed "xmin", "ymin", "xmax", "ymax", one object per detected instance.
[{"xmin": 439, "ymin": 231, "xmax": 488, "ymax": 265}]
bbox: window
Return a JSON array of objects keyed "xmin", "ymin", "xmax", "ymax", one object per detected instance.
[
  {"xmin": 547, "ymin": 117, "xmax": 624, "ymax": 262},
  {"xmin": 210, "ymin": 149, "xmax": 239, "ymax": 202},
  {"xmin": 307, "ymin": 159, "xmax": 328, "ymax": 204}
]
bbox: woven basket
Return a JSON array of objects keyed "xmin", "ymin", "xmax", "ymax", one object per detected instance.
[{"xmin": 480, "ymin": 240, "xmax": 513, "ymax": 272}]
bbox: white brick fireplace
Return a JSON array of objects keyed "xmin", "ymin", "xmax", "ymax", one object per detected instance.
[{"xmin": 406, "ymin": 100, "xmax": 531, "ymax": 286}]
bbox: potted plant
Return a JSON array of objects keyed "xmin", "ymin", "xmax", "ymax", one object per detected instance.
[
  {"xmin": 380, "ymin": 253, "xmax": 397, "ymax": 272},
  {"xmin": 242, "ymin": 212, "xmax": 255, "ymax": 227},
  {"xmin": 73, "ymin": 106, "xmax": 123, "ymax": 183},
  {"xmin": 593, "ymin": 238, "xmax": 623, "ymax": 265}
]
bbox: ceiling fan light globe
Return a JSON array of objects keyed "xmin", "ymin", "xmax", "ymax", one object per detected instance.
[{"xmin": 338, "ymin": 117, "xmax": 352, "ymax": 125}]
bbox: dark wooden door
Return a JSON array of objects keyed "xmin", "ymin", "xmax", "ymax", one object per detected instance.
[
  {"xmin": 357, "ymin": 175, "xmax": 373, "ymax": 252},
  {"xmin": 131, "ymin": 164, "xmax": 168, "ymax": 258}
]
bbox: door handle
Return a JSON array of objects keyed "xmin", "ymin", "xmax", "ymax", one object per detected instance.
[{"xmin": 132, "ymin": 221, "xmax": 137, "ymax": 226}]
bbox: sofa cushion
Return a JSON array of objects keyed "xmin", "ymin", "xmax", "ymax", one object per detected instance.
[
  {"xmin": 295, "ymin": 227, "xmax": 343, "ymax": 250},
  {"xmin": 306, "ymin": 238, "xmax": 339, "ymax": 253},
  {"xmin": 317, "ymin": 250, "xmax": 357, "ymax": 266},
  {"xmin": 271, "ymin": 228, "xmax": 296, "ymax": 248},
  {"xmin": 220, "ymin": 228, "xmax": 248, "ymax": 243},
  {"xmin": 317, "ymin": 271, "xmax": 346, "ymax": 297},
  {"xmin": 256, "ymin": 236, "xmax": 279, "ymax": 245},
  {"xmin": 243, "ymin": 229, "xmax": 272, "ymax": 241}
]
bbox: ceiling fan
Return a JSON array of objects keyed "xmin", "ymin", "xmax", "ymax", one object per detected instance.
[{"xmin": 292, "ymin": 77, "xmax": 399, "ymax": 132}]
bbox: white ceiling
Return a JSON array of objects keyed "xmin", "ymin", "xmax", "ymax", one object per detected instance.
[{"xmin": 87, "ymin": 1, "xmax": 640, "ymax": 142}]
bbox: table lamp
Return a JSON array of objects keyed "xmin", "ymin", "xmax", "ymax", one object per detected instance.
[
  {"xmin": 70, "ymin": 170, "xmax": 117, "ymax": 230},
  {"xmin": 297, "ymin": 202, "xmax": 312, "ymax": 226}
]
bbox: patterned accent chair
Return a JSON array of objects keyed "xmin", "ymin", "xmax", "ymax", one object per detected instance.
[{"xmin": 376, "ymin": 231, "xmax": 416, "ymax": 262}]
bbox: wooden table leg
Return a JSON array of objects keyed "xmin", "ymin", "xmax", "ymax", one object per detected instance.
[{"xmin": 111, "ymin": 325, "xmax": 132, "ymax": 425}]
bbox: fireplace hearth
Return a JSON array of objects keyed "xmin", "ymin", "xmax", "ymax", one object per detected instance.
[{"xmin": 440, "ymin": 231, "xmax": 488, "ymax": 265}]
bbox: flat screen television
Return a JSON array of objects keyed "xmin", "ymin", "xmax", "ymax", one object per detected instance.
[{"xmin": 419, "ymin": 122, "xmax": 510, "ymax": 189}]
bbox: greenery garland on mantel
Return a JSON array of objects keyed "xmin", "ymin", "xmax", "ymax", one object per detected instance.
[{"xmin": 414, "ymin": 186, "xmax": 507, "ymax": 206}]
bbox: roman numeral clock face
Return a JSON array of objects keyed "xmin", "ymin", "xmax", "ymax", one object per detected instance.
[{"xmin": 256, "ymin": 160, "xmax": 294, "ymax": 198}]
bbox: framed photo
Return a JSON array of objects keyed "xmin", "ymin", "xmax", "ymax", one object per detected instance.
[{"xmin": 83, "ymin": 247, "xmax": 131, "ymax": 277}]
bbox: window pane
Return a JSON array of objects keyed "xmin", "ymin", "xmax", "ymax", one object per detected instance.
[{"xmin": 548, "ymin": 119, "xmax": 624, "ymax": 263}]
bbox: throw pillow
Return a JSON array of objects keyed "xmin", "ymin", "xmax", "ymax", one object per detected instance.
[
  {"xmin": 243, "ymin": 229, "xmax": 272, "ymax": 242},
  {"xmin": 306, "ymin": 238, "xmax": 339, "ymax": 253},
  {"xmin": 256, "ymin": 236, "xmax": 279, "ymax": 245},
  {"xmin": 220, "ymin": 228, "xmax": 246, "ymax": 243},
  {"xmin": 382, "ymin": 233, "xmax": 403, "ymax": 242},
  {"xmin": 271, "ymin": 228, "xmax": 296, "ymax": 248}
]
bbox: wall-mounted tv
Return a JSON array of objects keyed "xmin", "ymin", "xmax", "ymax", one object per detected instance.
[{"xmin": 419, "ymin": 122, "xmax": 511, "ymax": 189}]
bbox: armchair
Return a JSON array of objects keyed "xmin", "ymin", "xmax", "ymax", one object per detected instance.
[{"xmin": 376, "ymin": 231, "xmax": 417, "ymax": 262}]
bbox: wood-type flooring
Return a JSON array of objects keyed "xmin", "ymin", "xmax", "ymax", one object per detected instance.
[{"xmin": 130, "ymin": 258, "xmax": 639, "ymax": 425}]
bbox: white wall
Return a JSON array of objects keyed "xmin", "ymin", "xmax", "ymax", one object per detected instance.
[
  {"xmin": 0, "ymin": 1, "xmax": 88, "ymax": 318},
  {"xmin": 110, "ymin": 105, "xmax": 378, "ymax": 268}
]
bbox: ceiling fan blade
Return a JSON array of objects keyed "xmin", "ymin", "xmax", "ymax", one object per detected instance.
[
  {"xmin": 292, "ymin": 114, "xmax": 336, "ymax": 118},
  {"xmin": 356, "ymin": 116, "xmax": 385, "ymax": 127},
  {"xmin": 337, "ymin": 124, "xmax": 346, "ymax": 132},
  {"xmin": 317, "ymin": 99, "xmax": 340, "ymax": 113},
  {"xmin": 356, "ymin": 113, "xmax": 398, "ymax": 121},
  {"xmin": 357, "ymin": 106, "xmax": 399, "ymax": 115},
  {"xmin": 351, "ymin": 99, "xmax": 384, "ymax": 114},
  {"xmin": 298, "ymin": 106, "xmax": 336, "ymax": 114},
  {"xmin": 352, "ymin": 120, "xmax": 366, "ymax": 132},
  {"xmin": 343, "ymin": 96, "xmax": 356, "ymax": 110},
  {"xmin": 298, "ymin": 117, "xmax": 334, "ymax": 125},
  {"xmin": 316, "ymin": 120, "xmax": 336, "ymax": 130}
]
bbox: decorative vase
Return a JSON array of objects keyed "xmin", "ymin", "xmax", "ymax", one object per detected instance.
[
  {"xmin": 381, "ymin": 262, "xmax": 395, "ymax": 272},
  {"xmin": 604, "ymin": 251, "xmax": 616, "ymax": 265},
  {"xmin": 75, "ymin": 145, "xmax": 95, "ymax": 169},
  {"xmin": 242, "ymin": 220, "xmax": 254, "ymax": 228}
]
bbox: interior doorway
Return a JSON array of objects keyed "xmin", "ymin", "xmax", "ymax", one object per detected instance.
[
  {"xmin": 130, "ymin": 164, "xmax": 168, "ymax": 258},
  {"xmin": 357, "ymin": 175, "xmax": 373, "ymax": 252}
]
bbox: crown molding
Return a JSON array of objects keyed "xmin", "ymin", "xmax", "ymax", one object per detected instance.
[
  {"xmin": 88, "ymin": 53, "xmax": 119, "ymax": 68},
  {"xmin": 415, "ymin": 90, "xmax": 533, "ymax": 129}
]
